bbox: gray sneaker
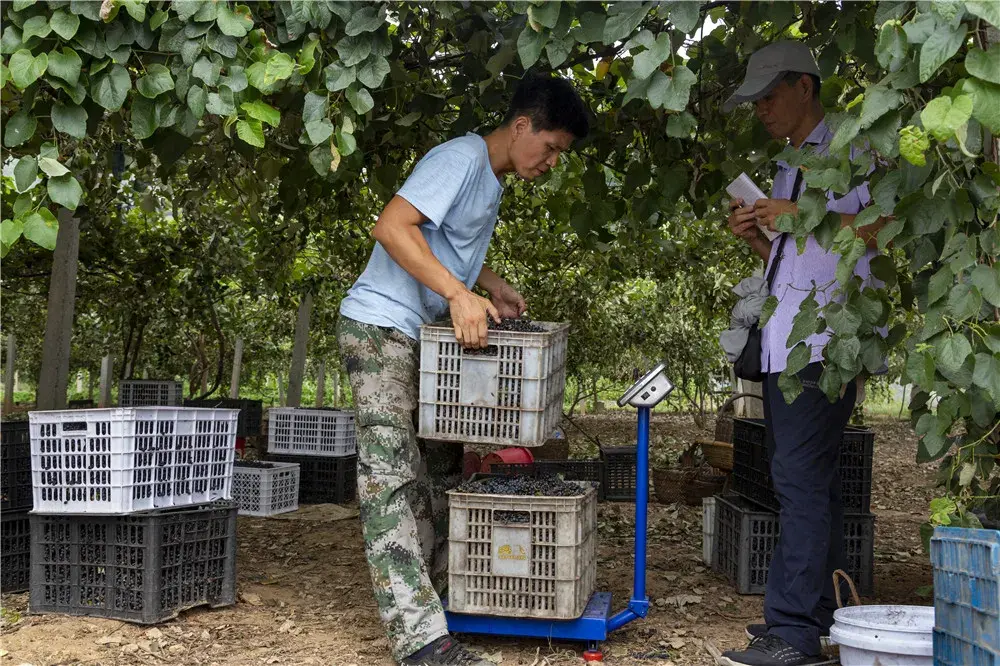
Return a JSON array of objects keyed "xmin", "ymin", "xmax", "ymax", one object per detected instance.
[
  {"xmin": 400, "ymin": 636, "xmax": 495, "ymax": 666},
  {"xmin": 745, "ymin": 624, "xmax": 832, "ymax": 649}
]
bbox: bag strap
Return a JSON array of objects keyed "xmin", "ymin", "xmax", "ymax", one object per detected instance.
[{"xmin": 765, "ymin": 168, "xmax": 805, "ymax": 290}]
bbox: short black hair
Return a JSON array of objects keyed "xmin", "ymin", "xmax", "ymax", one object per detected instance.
[
  {"xmin": 503, "ymin": 73, "xmax": 589, "ymax": 139},
  {"xmin": 782, "ymin": 71, "xmax": 821, "ymax": 99}
]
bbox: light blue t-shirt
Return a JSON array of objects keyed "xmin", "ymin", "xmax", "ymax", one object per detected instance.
[{"xmin": 340, "ymin": 134, "xmax": 504, "ymax": 339}]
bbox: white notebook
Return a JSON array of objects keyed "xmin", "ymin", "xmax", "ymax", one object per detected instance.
[{"xmin": 726, "ymin": 173, "xmax": 779, "ymax": 241}]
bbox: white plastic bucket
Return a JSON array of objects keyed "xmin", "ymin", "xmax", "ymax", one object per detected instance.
[{"xmin": 829, "ymin": 605, "xmax": 935, "ymax": 666}]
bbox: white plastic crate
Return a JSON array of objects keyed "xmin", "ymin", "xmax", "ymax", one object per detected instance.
[
  {"xmin": 29, "ymin": 407, "xmax": 237, "ymax": 514},
  {"xmin": 266, "ymin": 408, "xmax": 356, "ymax": 457},
  {"xmin": 119, "ymin": 380, "xmax": 183, "ymax": 407},
  {"xmin": 447, "ymin": 481, "xmax": 597, "ymax": 619},
  {"xmin": 232, "ymin": 461, "xmax": 300, "ymax": 517},
  {"xmin": 418, "ymin": 321, "xmax": 569, "ymax": 447}
]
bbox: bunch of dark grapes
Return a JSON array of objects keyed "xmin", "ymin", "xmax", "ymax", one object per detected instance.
[
  {"xmin": 487, "ymin": 316, "xmax": 545, "ymax": 333},
  {"xmin": 235, "ymin": 461, "xmax": 278, "ymax": 469},
  {"xmin": 457, "ymin": 474, "xmax": 588, "ymax": 497}
]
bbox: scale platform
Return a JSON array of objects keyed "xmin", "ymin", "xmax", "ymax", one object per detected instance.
[{"xmin": 445, "ymin": 592, "xmax": 612, "ymax": 642}]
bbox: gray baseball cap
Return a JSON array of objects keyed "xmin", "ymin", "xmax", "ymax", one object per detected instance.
[{"xmin": 722, "ymin": 41, "xmax": 821, "ymax": 113}]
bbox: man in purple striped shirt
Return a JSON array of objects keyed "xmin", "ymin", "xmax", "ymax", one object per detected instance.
[{"xmin": 720, "ymin": 42, "xmax": 885, "ymax": 666}]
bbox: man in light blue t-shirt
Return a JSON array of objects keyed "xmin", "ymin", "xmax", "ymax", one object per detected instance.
[{"xmin": 337, "ymin": 74, "xmax": 590, "ymax": 666}]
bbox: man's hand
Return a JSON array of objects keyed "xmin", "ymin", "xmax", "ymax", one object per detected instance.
[
  {"xmin": 449, "ymin": 289, "xmax": 500, "ymax": 349},
  {"xmin": 728, "ymin": 198, "xmax": 760, "ymax": 241},
  {"xmin": 489, "ymin": 281, "xmax": 527, "ymax": 320},
  {"xmin": 753, "ymin": 198, "xmax": 797, "ymax": 232}
]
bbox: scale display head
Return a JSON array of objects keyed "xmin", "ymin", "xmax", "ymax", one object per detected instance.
[{"xmin": 617, "ymin": 362, "xmax": 674, "ymax": 408}]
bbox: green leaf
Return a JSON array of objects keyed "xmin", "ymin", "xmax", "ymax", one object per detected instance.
[
  {"xmin": 130, "ymin": 95, "xmax": 157, "ymax": 139},
  {"xmin": 22, "ymin": 209, "xmax": 58, "ymax": 250},
  {"xmin": 632, "ymin": 32, "xmax": 671, "ymax": 80},
  {"xmin": 51, "ymin": 102, "xmax": 87, "ymax": 139},
  {"xmin": 192, "ymin": 56, "xmax": 221, "ymax": 86},
  {"xmin": 787, "ymin": 298, "xmax": 820, "ymax": 346},
  {"xmin": 966, "ymin": 1, "xmax": 1000, "ymax": 28},
  {"xmin": 50, "ymin": 9, "xmax": 81, "ymax": 40},
  {"xmin": 804, "ymin": 167, "xmax": 850, "ymax": 195},
  {"xmin": 346, "ymin": 86, "xmax": 374, "ymax": 115},
  {"xmin": 345, "ymin": 5, "xmax": 385, "ymax": 36},
  {"xmin": 928, "ymin": 266, "xmax": 954, "ymax": 305},
  {"xmin": 120, "ymin": 0, "xmax": 145, "ymax": 22},
  {"xmin": 777, "ymin": 370, "xmax": 803, "ymax": 403},
  {"xmin": 826, "ymin": 303, "xmax": 861, "ymax": 336},
  {"xmin": 861, "ymin": 336, "xmax": 887, "ymax": 374},
  {"xmin": 47, "ymin": 174, "xmax": 82, "ymax": 210},
  {"xmin": 9, "ymin": 49, "xmax": 47, "ymax": 89},
  {"xmin": 47, "ymin": 47, "xmax": 81, "ymax": 87},
  {"xmin": 305, "ymin": 118, "xmax": 334, "ymax": 145},
  {"xmin": 91, "ymin": 64, "xmax": 131, "ymax": 111},
  {"xmin": 264, "ymin": 52, "xmax": 295, "ymax": 84},
  {"xmin": 973, "ymin": 352, "xmax": 1000, "ymax": 405},
  {"xmin": 545, "ymin": 36, "xmax": 573, "ymax": 67},
  {"xmin": 937, "ymin": 333, "xmax": 973, "ymax": 378},
  {"xmin": 899, "ymin": 125, "xmax": 930, "ymax": 166},
  {"xmin": 921, "ymin": 94, "xmax": 973, "ymax": 141},
  {"xmin": 662, "ymin": 66, "xmax": 696, "ymax": 112},
  {"xmin": 962, "ymin": 77, "xmax": 1000, "ymax": 135},
  {"xmin": 829, "ymin": 114, "xmax": 861, "ymax": 153},
  {"xmin": 3, "ymin": 110, "xmax": 36, "ymax": 147},
  {"xmin": 357, "ymin": 55, "xmax": 389, "ymax": 89},
  {"xmin": 187, "ymin": 84, "xmax": 207, "ymax": 118},
  {"xmin": 575, "ymin": 12, "xmax": 606, "ymax": 44},
  {"xmin": 217, "ymin": 4, "xmax": 254, "ymax": 38},
  {"xmin": 906, "ymin": 350, "xmax": 936, "ymax": 388},
  {"xmin": 136, "ymin": 63, "xmax": 174, "ymax": 98},
  {"xmin": 22, "ymin": 15, "xmax": 51, "ymax": 42},
  {"xmin": 528, "ymin": 1, "xmax": 561, "ymax": 30},
  {"xmin": 915, "ymin": 415, "xmax": 949, "ymax": 462},
  {"xmin": 759, "ymin": 295, "xmax": 778, "ymax": 328},
  {"xmin": 966, "ymin": 45, "xmax": 1000, "ymax": 85},
  {"xmin": 869, "ymin": 255, "xmax": 897, "ymax": 287},
  {"xmin": 785, "ymin": 342, "xmax": 812, "ymax": 375},
  {"xmin": 308, "ymin": 143, "xmax": 331, "ymax": 175},
  {"xmin": 971, "ymin": 265, "xmax": 1000, "ymax": 307},
  {"xmin": 324, "ymin": 62, "xmax": 355, "ymax": 92},
  {"xmin": 302, "ymin": 91, "xmax": 328, "ymax": 123},
  {"xmin": 38, "ymin": 156, "xmax": 69, "ymax": 177},
  {"xmin": 205, "ymin": 86, "xmax": 235, "ymax": 116},
  {"xmin": 665, "ymin": 112, "xmax": 697, "ymax": 138},
  {"xmin": 667, "ymin": 0, "xmax": 700, "ymax": 33},
  {"xmin": 240, "ymin": 100, "xmax": 280, "ymax": 127},
  {"xmin": 947, "ymin": 282, "xmax": 980, "ymax": 320},
  {"xmin": 876, "ymin": 21, "xmax": 908, "ymax": 72},
  {"xmin": 827, "ymin": 335, "xmax": 861, "ymax": 371},
  {"xmin": 219, "ymin": 65, "xmax": 247, "ymax": 93},
  {"xmin": 919, "ymin": 23, "xmax": 966, "ymax": 83},
  {"xmin": 836, "ymin": 237, "xmax": 868, "ymax": 286},
  {"xmin": 13, "ymin": 157, "xmax": 37, "ymax": 193},
  {"xmin": 337, "ymin": 35, "xmax": 372, "ymax": 68},
  {"xmin": 1, "ymin": 218, "xmax": 24, "ymax": 253},
  {"xmin": 818, "ymin": 364, "xmax": 845, "ymax": 401},
  {"xmin": 859, "ymin": 86, "xmax": 902, "ymax": 129},
  {"xmin": 518, "ymin": 24, "xmax": 547, "ymax": 68},
  {"xmin": 236, "ymin": 118, "xmax": 264, "ymax": 148},
  {"xmin": 150, "ymin": 9, "xmax": 169, "ymax": 31},
  {"xmin": 298, "ymin": 38, "xmax": 319, "ymax": 75},
  {"xmin": 604, "ymin": 2, "xmax": 650, "ymax": 45},
  {"xmin": 336, "ymin": 129, "xmax": 357, "ymax": 156}
]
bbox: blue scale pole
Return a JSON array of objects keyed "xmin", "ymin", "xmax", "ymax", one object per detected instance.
[{"xmin": 607, "ymin": 405, "xmax": 650, "ymax": 631}]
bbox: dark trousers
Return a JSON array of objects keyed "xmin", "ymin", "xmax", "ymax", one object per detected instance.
[{"xmin": 762, "ymin": 363, "xmax": 857, "ymax": 656}]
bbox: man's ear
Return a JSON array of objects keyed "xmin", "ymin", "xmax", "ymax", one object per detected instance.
[{"xmin": 512, "ymin": 115, "xmax": 532, "ymax": 138}]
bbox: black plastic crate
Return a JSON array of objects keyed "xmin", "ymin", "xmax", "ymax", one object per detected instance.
[
  {"xmin": 184, "ymin": 398, "xmax": 262, "ymax": 437},
  {"xmin": 713, "ymin": 493, "xmax": 874, "ymax": 595},
  {"xmin": 2, "ymin": 510, "xmax": 31, "ymax": 593},
  {"xmin": 267, "ymin": 454, "xmax": 357, "ymax": 504},
  {"xmin": 732, "ymin": 419, "xmax": 874, "ymax": 514},
  {"xmin": 1, "ymin": 420, "xmax": 32, "ymax": 512},
  {"xmin": 491, "ymin": 460, "xmax": 606, "ymax": 500},
  {"xmin": 29, "ymin": 501, "xmax": 237, "ymax": 624},
  {"xmin": 600, "ymin": 446, "xmax": 637, "ymax": 502}
]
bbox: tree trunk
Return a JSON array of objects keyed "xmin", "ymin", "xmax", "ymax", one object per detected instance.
[
  {"xmin": 315, "ymin": 360, "xmax": 326, "ymax": 407},
  {"xmin": 230, "ymin": 338, "xmax": 243, "ymax": 399},
  {"xmin": 4, "ymin": 335, "xmax": 15, "ymax": 412},
  {"xmin": 88, "ymin": 369, "xmax": 95, "ymax": 401},
  {"xmin": 332, "ymin": 368, "xmax": 341, "ymax": 407},
  {"xmin": 277, "ymin": 373, "xmax": 285, "ymax": 407},
  {"xmin": 286, "ymin": 292, "xmax": 313, "ymax": 407},
  {"xmin": 98, "ymin": 355, "xmax": 113, "ymax": 407},
  {"xmin": 36, "ymin": 210, "xmax": 81, "ymax": 410}
]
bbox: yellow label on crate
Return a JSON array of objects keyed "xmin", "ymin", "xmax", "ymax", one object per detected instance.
[{"xmin": 492, "ymin": 526, "xmax": 531, "ymax": 577}]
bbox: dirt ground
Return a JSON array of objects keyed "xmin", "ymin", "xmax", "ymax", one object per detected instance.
[{"xmin": 0, "ymin": 413, "xmax": 936, "ymax": 666}]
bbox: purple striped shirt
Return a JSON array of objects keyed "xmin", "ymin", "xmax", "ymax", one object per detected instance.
[{"xmin": 761, "ymin": 118, "xmax": 878, "ymax": 374}]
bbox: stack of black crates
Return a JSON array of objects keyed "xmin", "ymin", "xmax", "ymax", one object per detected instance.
[
  {"xmin": 713, "ymin": 418, "xmax": 876, "ymax": 595},
  {"xmin": 1, "ymin": 420, "xmax": 32, "ymax": 594}
]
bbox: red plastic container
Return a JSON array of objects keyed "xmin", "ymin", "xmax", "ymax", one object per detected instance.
[
  {"xmin": 480, "ymin": 447, "xmax": 534, "ymax": 472},
  {"xmin": 462, "ymin": 451, "xmax": 481, "ymax": 480}
]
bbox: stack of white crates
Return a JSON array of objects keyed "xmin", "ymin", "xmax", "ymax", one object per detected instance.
[
  {"xmin": 231, "ymin": 461, "xmax": 300, "ymax": 517},
  {"xmin": 26, "ymin": 407, "xmax": 240, "ymax": 624},
  {"xmin": 118, "ymin": 380, "xmax": 184, "ymax": 407},
  {"xmin": 265, "ymin": 408, "xmax": 357, "ymax": 505}
]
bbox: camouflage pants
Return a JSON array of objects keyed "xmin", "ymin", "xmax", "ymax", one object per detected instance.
[{"xmin": 337, "ymin": 315, "xmax": 463, "ymax": 661}]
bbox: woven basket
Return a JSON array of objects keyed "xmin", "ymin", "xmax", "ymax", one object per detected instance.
[
  {"xmin": 700, "ymin": 439, "xmax": 734, "ymax": 472},
  {"xmin": 653, "ymin": 467, "xmax": 690, "ymax": 505},
  {"xmin": 714, "ymin": 392, "xmax": 764, "ymax": 443},
  {"xmin": 683, "ymin": 470, "xmax": 728, "ymax": 506}
]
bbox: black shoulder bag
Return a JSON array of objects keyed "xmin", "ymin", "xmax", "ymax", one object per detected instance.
[{"xmin": 733, "ymin": 169, "xmax": 804, "ymax": 382}]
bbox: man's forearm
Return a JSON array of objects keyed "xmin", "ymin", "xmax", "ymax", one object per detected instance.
[
  {"xmin": 476, "ymin": 266, "xmax": 506, "ymax": 296},
  {"xmin": 749, "ymin": 230, "xmax": 772, "ymax": 262},
  {"xmin": 377, "ymin": 224, "xmax": 466, "ymax": 301},
  {"xmin": 840, "ymin": 212, "xmax": 885, "ymax": 250}
]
